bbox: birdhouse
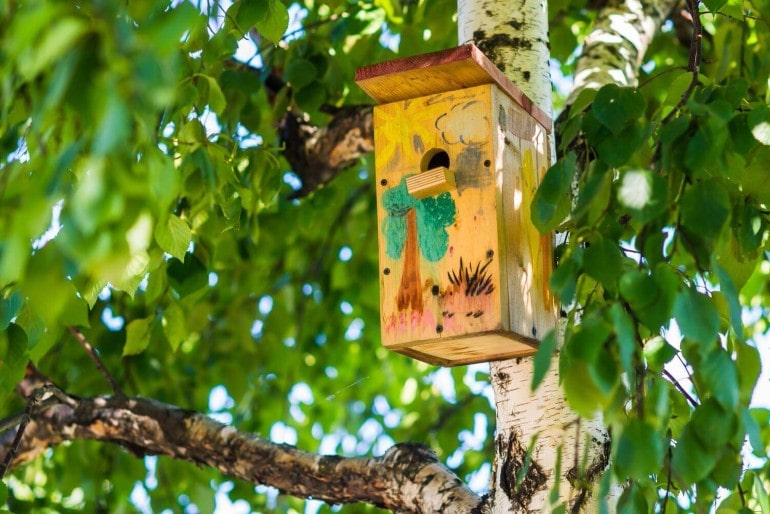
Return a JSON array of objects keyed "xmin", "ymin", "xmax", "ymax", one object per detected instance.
[{"xmin": 355, "ymin": 44, "xmax": 557, "ymax": 366}]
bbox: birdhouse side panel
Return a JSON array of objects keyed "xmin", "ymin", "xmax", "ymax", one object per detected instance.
[
  {"xmin": 493, "ymin": 87, "xmax": 558, "ymax": 340},
  {"xmin": 373, "ymin": 85, "xmax": 506, "ymax": 349}
]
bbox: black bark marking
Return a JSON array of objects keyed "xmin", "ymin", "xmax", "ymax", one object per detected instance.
[
  {"xmin": 497, "ymin": 432, "xmax": 548, "ymax": 510},
  {"xmin": 475, "ymin": 34, "xmax": 533, "ymax": 73},
  {"xmin": 566, "ymin": 434, "xmax": 611, "ymax": 513}
]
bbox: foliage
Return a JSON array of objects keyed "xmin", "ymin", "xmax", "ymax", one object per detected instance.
[
  {"xmin": 0, "ymin": 0, "xmax": 767, "ymax": 513},
  {"xmin": 532, "ymin": 3, "xmax": 770, "ymax": 511},
  {"xmin": 0, "ymin": 0, "xmax": 480, "ymax": 511}
]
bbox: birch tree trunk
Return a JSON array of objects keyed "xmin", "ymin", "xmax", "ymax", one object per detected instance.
[
  {"xmin": 567, "ymin": 0, "xmax": 681, "ymax": 104},
  {"xmin": 458, "ymin": 0, "xmax": 682, "ymax": 512},
  {"xmin": 459, "ymin": 3, "xmax": 611, "ymax": 512}
]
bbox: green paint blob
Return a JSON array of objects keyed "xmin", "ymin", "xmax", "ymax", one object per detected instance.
[{"xmin": 381, "ymin": 177, "xmax": 456, "ymax": 262}]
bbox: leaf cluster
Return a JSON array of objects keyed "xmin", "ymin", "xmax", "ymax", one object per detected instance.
[{"xmin": 532, "ymin": 3, "xmax": 770, "ymax": 511}]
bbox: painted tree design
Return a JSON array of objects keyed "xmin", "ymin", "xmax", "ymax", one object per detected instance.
[{"xmin": 381, "ymin": 176, "xmax": 456, "ymax": 312}]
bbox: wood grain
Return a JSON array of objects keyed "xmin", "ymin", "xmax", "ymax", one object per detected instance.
[{"xmin": 356, "ymin": 44, "xmax": 552, "ymax": 130}]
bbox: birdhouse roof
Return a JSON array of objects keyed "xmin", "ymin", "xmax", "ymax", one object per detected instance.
[{"xmin": 355, "ymin": 44, "xmax": 552, "ymax": 131}]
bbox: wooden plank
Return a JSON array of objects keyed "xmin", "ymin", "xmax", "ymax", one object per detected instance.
[
  {"xmin": 355, "ymin": 44, "xmax": 552, "ymax": 131},
  {"xmin": 493, "ymin": 87, "xmax": 558, "ymax": 341},
  {"xmin": 405, "ymin": 166, "xmax": 455, "ymax": 199},
  {"xmin": 393, "ymin": 331, "xmax": 538, "ymax": 366},
  {"xmin": 374, "ymin": 85, "xmax": 505, "ymax": 352}
]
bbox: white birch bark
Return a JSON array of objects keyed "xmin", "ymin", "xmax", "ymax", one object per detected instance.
[
  {"xmin": 459, "ymin": 0, "xmax": 683, "ymax": 512},
  {"xmin": 458, "ymin": 0, "xmax": 552, "ymax": 113},
  {"xmin": 567, "ymin": 0, "xmax": 681, "ymax": 103},
  {"xmin": 459, "ymin": 3, "xmax": 610, "ymax": 512}
]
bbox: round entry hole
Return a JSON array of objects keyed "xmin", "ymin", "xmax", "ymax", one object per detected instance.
[{"xmin": 421, "ymin": 149, "xmax": 450, "ymax": 171}]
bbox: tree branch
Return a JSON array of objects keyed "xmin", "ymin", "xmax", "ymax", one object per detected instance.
[
  {"xmin": 1, "ymin": 382, "xmax": 480, "ymax": 513},
  {"xmin": 67, "ymin": 326, "xmax": 126, "ymax": 397},
  {"xmin": 279, "ymin": 106, "xmax": 373, "ymax": 198}
]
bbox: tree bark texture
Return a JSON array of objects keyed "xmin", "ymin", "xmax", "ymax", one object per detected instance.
[
  {"xmin": 457, "ymin": 2, "xmax": 612, "ymax": 511},
  {"xmin": 3, "ymin": 382, "xmax": 480, "ymax": 514},
  {"xmin": 457, "ymin": 0, "xmax": 552, "ymax": 115},
  {"xmin": 280, "ymin": 106, "xmax": 373, "ymax": 197},
  {"xmin": 567, "ymin": 0, "xmax": 681, "ymax": 103}
]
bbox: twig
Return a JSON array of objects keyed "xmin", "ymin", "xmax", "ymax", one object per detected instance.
[
  {"xmin": 0, "ymin": 411, "xmax": 30, "ymax": 479},
  {"xmin": 662, "ymin": 0, "xmax": 703, "ymax": 124},
  {"xmin": 0, "ymin": 385, "xmax": 76, "ymax": 479},
  {"xmin": 662, "ymin": 369, "xmax": 699, "ymax": 407},
  {"xmin": 67, "ymin": 326, "xmax": 126, "ymax": 397}
]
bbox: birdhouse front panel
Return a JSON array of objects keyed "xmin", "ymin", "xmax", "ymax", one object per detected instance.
[{"xmin": 357, "ymin": 44, "xmax": 558, "ymax": 366}]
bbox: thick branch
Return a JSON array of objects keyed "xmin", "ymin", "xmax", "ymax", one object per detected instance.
[
  {"xmin": 567, "ymin": 0, "xmax": 681, "ymax": 104},
  {"xmin": 280, "ymin": 106, "xmax": 373, "ymax": 198},
  {"xmin": 2, "ymin": 388, "xmax": 479, "ymax": 513}
]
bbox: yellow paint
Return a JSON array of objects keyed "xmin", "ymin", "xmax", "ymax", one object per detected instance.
[
  {"xmin": 521, "ymin": 149, "xmax": 551, "ymax": 311},
  {"xmin": 372, "ymin": 82, "xmax": 557, "ymax": 365}
]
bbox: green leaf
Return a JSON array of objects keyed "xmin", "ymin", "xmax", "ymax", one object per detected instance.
[
  {"xmin": 583, "ymin": 235, "xmax": 623, "ymax": 291},
  {"xmin": 643, "ymin": 336, "xmax": 677, "ymax": 371},
  {"xmin": 532, "ymin": 329, "xmax": 557, "ymax": 391},
  {"xmin": 619, "ymin": 267, "xmax": 677, "ymax": 332},
  {"xmin": 663, "ymin": 71, "xmax": 696, "ymax": 107},
  {"xmin": 93, "ymin": 92, "xmax": 130, "ymax": 156},
  {"xmin": 699, "ymin": 348, "xmax": 739, "ymax": 409},
  {"xmin": 592, "ymin": 84, "xmax": 646, "ymax": 135},
  {"xmin": 162, "ymin": 302, "xmax": 186, "ymax": 352},
  {"xmin": 673, "ymin": 288, "xmax": 719, "ymax": 346},
  {"xmin": 254, "ymin": 0, "xmax": 289, "ymax": 42},
  {"xmin": 617, "ymin": 482, "xmax": 648, "ymax": 514},
  {"xmin": 0, "ymin": 292, "xmax": 23, "ymax": 331},
  {"xmin": 201, "ymin": 75, "xmax": 226, "ymax": 113},
  {"xmin": 20, "ymin": 17, "xmax": 87, "ymax": 80},
  {"xmin": 610, "ymin": 303, "xmax": 636, "ymax": 378},
  {"xmin": 672, "ymin": 424, "xmax": 718, "ymax": 488},
  {"xmin": 284, "ymin": 59, "xmax": 318, "ymax": 90},
  {"xmin": 614, "ymin": 418, "xmax": 664, "ymax": 480},
  {"xmin": 743, "ymin": 408, "xmax": 766, "ymax": 457},
  {"xmin": 123, "ymin": 317, "xmax": 153, "ymax": 356},
  {"xmin": 567, "ymin": 315, "xmax": 612, "ymax": 363},
  {"xmin": 531, "ymin": 153, "xmax": 576, "ymax": 232},
  {"xmin": 617, "ymin": 169, "xmax": 668, "ymax": 223},
  {"xmin": 563, "ymin": 360, "xmax": 611, "ymax": 417},
  {"xmin": 550, "ymin": 253, "xmax": 580, "ymax": 304},
  {"xmin": 748, "ymin": 104, "xmax": 770, "ymax": 145},
  {"xmin": 734, "ymin": 339, "xmax": 760, "ymax": 404},
  {"xmin": 702, "ymin": 0, "xmax": 727, "ymax": 11},
  {"xmin": 155, "ymin": 214, "xmax": 192, "ymax": 262},
  {"xmin": 714, "ymin": 263, "xmax": 743, "ymax": 339},
  {"xmin": 596, "ymin": 121, "xmax": 646, "ymax": 167},
  {"xmin": 680, "ymin": 180, "xmax": 730, "ymax": 264},
  {"xmin": 690, "ymin": 398, "xmax": 737, "ymax": 449},
  {"xmin": 0, "ymin": 323, "xmax": 29, "ymax": 393},
  {"xmin": 167, "ymin": 255, "xmax": 208, "ymax": 297},
  {"xmin": 734, "ymin": 202, "xmax": 765, "ymax": 254}
]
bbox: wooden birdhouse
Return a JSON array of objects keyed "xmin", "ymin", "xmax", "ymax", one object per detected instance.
[{"xmin": 355, "ymin": 44, "xmax": 557, "ymax": 366}]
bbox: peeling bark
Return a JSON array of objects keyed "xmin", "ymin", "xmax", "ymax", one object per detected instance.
[{"xmin": 2, "ymin": 385, "xmax": 480, "ymax": 514}]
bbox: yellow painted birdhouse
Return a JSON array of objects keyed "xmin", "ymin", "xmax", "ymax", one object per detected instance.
[{"xmin": 355, "ymin": 44, "xmax": 557, "ymax": 366}]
